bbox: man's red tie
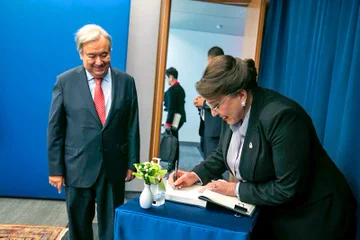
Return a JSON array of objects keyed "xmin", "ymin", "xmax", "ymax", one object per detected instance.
[{"xmin": 94, "ymin": 78, "xmax": 106, "ymax": 125}]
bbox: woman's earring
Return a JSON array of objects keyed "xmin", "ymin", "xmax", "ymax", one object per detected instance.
[{"xmin": 242, "ymin": 101, "xmax": 246, "ymax": 107}]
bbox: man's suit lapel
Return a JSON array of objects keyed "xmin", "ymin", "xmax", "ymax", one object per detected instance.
[
  {"xmin": 75, "ymin": 67, "xmax": 102, "ymax": 126},
  {"xmin": 103, "ymin": 68, "xmax": 118, "ymax": 128}
]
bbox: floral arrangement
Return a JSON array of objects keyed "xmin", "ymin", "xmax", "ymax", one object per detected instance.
[{"xmin": 133, "ymin": 161, "xmax": 167, "ymax": 191}]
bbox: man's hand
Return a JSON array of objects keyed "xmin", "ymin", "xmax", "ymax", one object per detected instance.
[
  {"xmin": 49, "ymin": 176, "xmax": 65, "ymax": 194},
  {"xmin": 193, "ymin": 96, "xmax": 205, "ymax": 108},
  {"xmin": 125, "ymin": 169, "xmax": 135, "ymax": 182}
]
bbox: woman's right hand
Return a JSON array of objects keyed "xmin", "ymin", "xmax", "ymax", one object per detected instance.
[{"xmin": 168, "ymin": 170, "xmax": 199, "ymax": 189}]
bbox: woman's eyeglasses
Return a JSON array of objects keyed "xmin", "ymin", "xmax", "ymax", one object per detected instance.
[{"xmin": 206, "ymin": 94, "xmax": 231, "ymax": 113}]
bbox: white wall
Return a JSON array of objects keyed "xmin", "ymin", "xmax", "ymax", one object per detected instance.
[
  {"xmin": 125, "ymin": 0, "xmax": 161, "ymax": 191},
  {"xmin": 165, "ymin": 29, "xmax": 243, "ymax": 143}
]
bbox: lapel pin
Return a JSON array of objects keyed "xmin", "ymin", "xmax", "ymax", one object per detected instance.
[{"xmin": 249, "ymin": 142, "xmax": 253, "ymax": 149}]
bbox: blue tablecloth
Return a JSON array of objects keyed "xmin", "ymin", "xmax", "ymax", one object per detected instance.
[{"xmin": 114, "ymin": 197, "xmax": 259, "ymax": 240}]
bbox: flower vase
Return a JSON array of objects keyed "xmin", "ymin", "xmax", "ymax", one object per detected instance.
[{"xmin": 139, "ymin": 183, "xmax": 153, "ymax": 209}]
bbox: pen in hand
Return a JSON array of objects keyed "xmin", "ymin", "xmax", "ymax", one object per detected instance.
[{"xmin": 173, "ymin": 160, "xmax": 179, "ymax": 189}]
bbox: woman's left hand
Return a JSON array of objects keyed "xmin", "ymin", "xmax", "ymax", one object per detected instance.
[{"xmin": 200, "ymin": 180, "xmax": 238, "ymax": 197}]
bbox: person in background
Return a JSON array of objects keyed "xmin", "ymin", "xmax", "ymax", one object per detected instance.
[
  {"xmin": 169, "ymin": 55, "xmax": 356, "ymax": 240},
  {"xmin": 47, "ymin": 24, "xmax": 140, "ymax": 240},
  {"xmin": 193, "ymin": 46, "xmax": 224, "ymax": 158},
  {"xmin": 164, "ymin": 67, "xmax": 186, "ymax": 171}
]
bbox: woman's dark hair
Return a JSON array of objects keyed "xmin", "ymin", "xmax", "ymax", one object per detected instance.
[
  {"xmin": 166, "ymin": 67, "xmax": 178, "ymax": 79},
  {"xmin": 195, "ymin": 55, "xmax": 258, "ymax": 99}
]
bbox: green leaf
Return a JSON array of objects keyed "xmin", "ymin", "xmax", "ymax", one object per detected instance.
[
  {"xmin": 148, "ymin": 168, "xmax": 156, "ymax": 176},
  {"xmin": 144, "ymin": 176, "xmax": 150, "ymax": 185},
  {"xmin": 133, "ymin": 172, "xmax": 143, "ymax": 179},
  {"xmin": 148, "ymin": 176, "xmax": 157, "ymax": 184},
  {"xmin": 158, "ymin": 169, "xmax": 167, "ymax": 177},
  {"xmin": 159, "ymin": 181, "xmax": 166, "ymax": 191}
]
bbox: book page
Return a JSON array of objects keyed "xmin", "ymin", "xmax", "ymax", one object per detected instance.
[
  {"xmin": 165, "ymin": 181, "xmax": 256, "ymax": 216},
  {"xmin": 165, "ymin": 181, "xmax": 206, "ymax": 207}
]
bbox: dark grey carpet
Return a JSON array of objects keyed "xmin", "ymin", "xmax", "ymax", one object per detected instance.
[{"xmin": 0, "ymin": 197, "xmax": 68, "ymax": 226}]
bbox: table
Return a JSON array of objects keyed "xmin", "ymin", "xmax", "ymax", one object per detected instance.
[{"xmin": 114, "ymin": 197, "xmax": 259, "ymax": 240}]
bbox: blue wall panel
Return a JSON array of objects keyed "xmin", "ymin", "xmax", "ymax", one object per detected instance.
[{"xmin": 0, "ymin": 0, "xmax": 131, "ymax": 199}]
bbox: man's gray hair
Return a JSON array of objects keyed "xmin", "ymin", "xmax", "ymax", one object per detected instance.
[{"xmin": 75, "ymin": 24, "xmax": 112, "ymax": 54}]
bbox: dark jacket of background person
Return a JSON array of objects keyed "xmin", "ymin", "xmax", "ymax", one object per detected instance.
[
  {"xmin": 201, "ymin": 101, "xmax": 222, "ymax": 158},
  {"xmin": 164, "ymin": 83, "xmax": 186, "ymax": 127},
  {"xmin": 192, "ymin": 87, "xmax": 357, "ymax": 240},
  {"xmin": 196, "ymin": 46, "xmax": 224, "ymax": 158},
  {"xmin": 164, "ymin": 82, "xmax": 186, "ymax": 171}
]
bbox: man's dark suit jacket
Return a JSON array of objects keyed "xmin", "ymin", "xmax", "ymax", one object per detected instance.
[
  {"xmin": 202, "ymin": 102, "xmax": 222, "ymax": 137},
  {"xmin": 47, "ymin": 66, "xmax": 140, "ymax": 205},
  {"xmin": 199, "ymin": 101, "xmax": 223, "ymax": 158},
  {"xmin": 164, "ymin": 83, "xmax": 186, "ymax": 126},
  {"xmin": 193, "ymin": 87, "xmax": 356, "ymax": 239},
  {"xmin": 198, "ymin": 113, "xmax": 204, "ymax": 137}
]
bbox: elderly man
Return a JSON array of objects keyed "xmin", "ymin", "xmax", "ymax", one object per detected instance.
[{"xmin": 47, "ymin": 24, "xmax": 140, "ymax": 240}]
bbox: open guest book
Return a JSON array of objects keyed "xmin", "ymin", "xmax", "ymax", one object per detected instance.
[{"xmin": 165, "ymin": 182, "xmax": 256, "ymax": 217}]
